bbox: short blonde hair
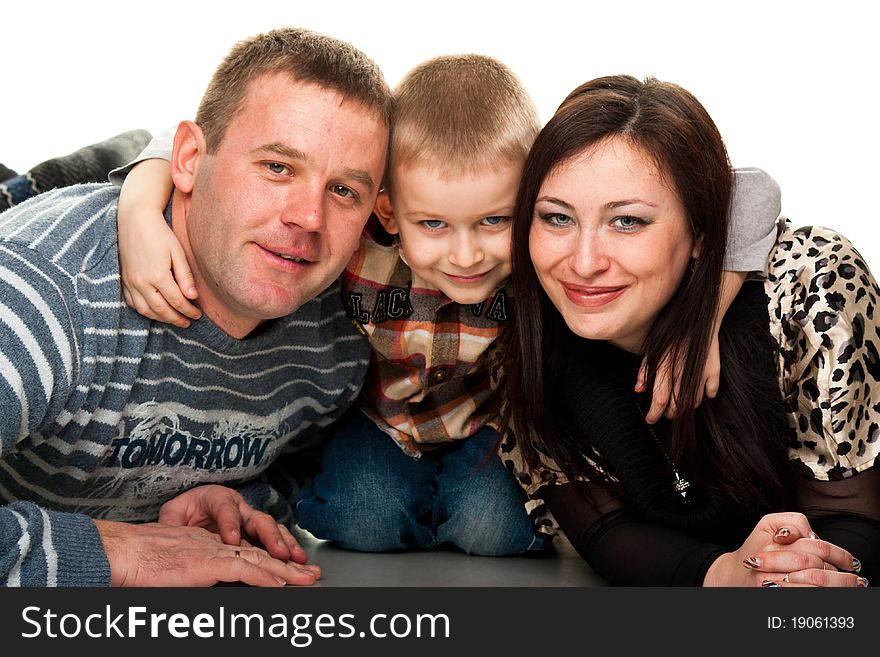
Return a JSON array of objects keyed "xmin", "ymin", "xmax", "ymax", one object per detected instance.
[
  {"xmin": 196, "ymin": 28, "xmax": 393, "ymax": 154},
  {"xmin": 389, "ymin": 55, "xmax": 539, "ymax": 182}
]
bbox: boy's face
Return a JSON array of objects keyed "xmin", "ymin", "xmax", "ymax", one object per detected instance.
[{"xmin": 377, "ymin": 162, "xmax": 521, "ymax": 304}]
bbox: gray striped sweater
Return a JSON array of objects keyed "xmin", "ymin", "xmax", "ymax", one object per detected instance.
[{"xmin": 0, "ymin": 183, "xmax": 370, "ymax": 586}]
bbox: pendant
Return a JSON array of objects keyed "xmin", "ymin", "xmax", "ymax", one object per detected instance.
[{"xmin": 672, "ymin": 470, "xmax": 692, "ymax": 503}]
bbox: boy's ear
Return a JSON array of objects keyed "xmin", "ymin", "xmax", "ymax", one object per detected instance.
[
  {"xmin": 170, "ymin": 121, "xmax": 205, "ymax": 193},
  {"xmin": 373, "ymin": 190, "xmax": 399, "ymax": 235}
]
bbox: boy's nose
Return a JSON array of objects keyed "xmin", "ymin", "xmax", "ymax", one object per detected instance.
[{"xmin": 449, "ymin": 236, "xmax": 484, "ymax": 269}]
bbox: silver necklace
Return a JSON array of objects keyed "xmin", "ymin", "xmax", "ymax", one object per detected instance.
[{"xmin": 636, "ymin": 401, "xmax": 692, "ymax": 503}]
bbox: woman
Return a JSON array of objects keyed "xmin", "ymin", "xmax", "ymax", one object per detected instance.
[{"xmin": 501, "ymin": 75, "xmax": 878, "ymax": 586}]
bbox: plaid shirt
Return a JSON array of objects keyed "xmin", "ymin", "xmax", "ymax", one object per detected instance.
[{"xmin": 342, "ymin": 222, "xmax": 510, "ymax": 457}]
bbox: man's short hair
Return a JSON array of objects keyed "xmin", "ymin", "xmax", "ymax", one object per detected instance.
[
  {"xmin": 389, "ymin": 54, "xmax": 540, "ymax": 182},
  {"xmin": 196, "ymin": 27, "xmax": 393, "ymax": 153}
]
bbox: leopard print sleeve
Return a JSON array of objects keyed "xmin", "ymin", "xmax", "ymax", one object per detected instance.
[{"xmin": 765, "ymin": 222, "xmax": 880, "ymax": 481}]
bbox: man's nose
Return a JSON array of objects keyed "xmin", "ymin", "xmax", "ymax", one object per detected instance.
[{"xmin": 281, "ymin": 184, "xmax": 325, "ymax": 231}]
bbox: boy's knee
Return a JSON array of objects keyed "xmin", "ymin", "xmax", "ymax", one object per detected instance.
[
  {"xmin": 442, "ymin": 512, "xmax": 537, "ymax": 556},
  {"xmin": 297, "ymin": 484, "xmax": 431, "ymax": 552}
]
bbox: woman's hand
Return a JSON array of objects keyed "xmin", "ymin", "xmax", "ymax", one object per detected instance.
[
  {"xmin": 703, "ymin": 512, "xmax": 867, "ymax": 587},
  {"xmin": 158, "ymin": 484, "xmax": 308, "ymax": 564}
]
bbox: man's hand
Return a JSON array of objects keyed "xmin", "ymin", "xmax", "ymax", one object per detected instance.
[
  {"xmin": 94, "ymin": 519, "xmax": 320, "ymax": 587},
  {"xmin": 158, "ymin": 484, "xmax": 308, "ymax": 564}
]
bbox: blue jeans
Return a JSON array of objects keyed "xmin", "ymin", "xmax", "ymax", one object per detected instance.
[{"xmin": 296, "ymin": 408, "xmax": 548, "ymax": 556}]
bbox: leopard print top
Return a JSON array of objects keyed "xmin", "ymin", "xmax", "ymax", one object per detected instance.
[{"xmin": 500, "ymin": 223, "xmax": 880, "ymax": 534}]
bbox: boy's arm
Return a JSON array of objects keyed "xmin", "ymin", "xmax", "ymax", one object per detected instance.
[
  {"xmin": 640, "ymin": 168, "xmax": 782, "ymax": 422},
  {"xmin": 724, "ymin": 167, "xmax": 782, "ymax": 274},
  {"xmin": 113, "ymin": 130, "xmax": 200, "ymax": 327}
]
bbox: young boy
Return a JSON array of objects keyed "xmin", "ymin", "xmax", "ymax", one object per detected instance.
[{"xmin": 110, "ymin": 56, "xmax": 783, "ymax": 555}]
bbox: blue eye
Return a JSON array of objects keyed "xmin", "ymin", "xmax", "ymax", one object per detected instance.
[
  {"xmin": 540, "ymin": 212, "xmax": 573, "ymax": 227},
  {"xmin": 481, "ymin": 216, "xmax": 509, "ymax": 227},
  {"xmin": 421, "ymin": 219, "xmax": 446, "ymax": 230},
  {"xmin": 331, "ymin": 184, "xmax": 355, "ymax": 199},
  {"xmin": 612, "ymin": 215, "xmax": 646, "ymax": 232},
  {"xmin": 266, "ymin": 162, "xmax": 290, "ymax": 175}
]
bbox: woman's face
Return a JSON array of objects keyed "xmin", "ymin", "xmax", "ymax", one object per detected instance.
[{"xmin": 529, "ymin": 137, "xmax": 698, "ymax": 353}]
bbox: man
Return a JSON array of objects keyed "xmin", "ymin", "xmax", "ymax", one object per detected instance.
[{"xmin": 0, "ymin": 28, "xmax": 391, "ymax": 586}]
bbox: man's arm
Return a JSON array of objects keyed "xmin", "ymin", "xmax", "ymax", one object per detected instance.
[{"xmin": 0, "ymin": 233, "xmax": 95, "ymax": 584}]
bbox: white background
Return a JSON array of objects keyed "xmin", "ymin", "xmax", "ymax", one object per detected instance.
[{"xmin": 2, "ymin": 0, "xmax": 878, "ymax": 268}]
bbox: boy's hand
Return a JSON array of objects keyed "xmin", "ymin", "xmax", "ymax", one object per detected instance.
[
  {"xmin": 119, "ymin": 214, "xmax": 201, "ymax": 327},
  {"xmin": 636, "ymin": 329, "xmax": 721, "ymax": 424}
]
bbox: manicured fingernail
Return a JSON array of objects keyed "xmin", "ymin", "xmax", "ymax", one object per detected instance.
[
  {"xmin": 761, "ymin": 580, "xmax": 780, "ymax": 588},
  {"xmin": 857, "ymin": 577, "xmax": 868, "ymax": 588},
  {"xmin": 852, "ymin": 558, "xmax": 862, "ymax": 573},
  {"xmin": 743, "ymin": 556, "xmax": 762, "ymax": 569},
  {"xmin": 187, "ymin": 287, "xmax": 197, "ymax": 296},
  {"xmin": 275, "ymin": 576, "xmax": 287, "ymax": 586},
  {"xmin": 809, "ymin": 531, "xmax": 820, "ymax": 540},
  {"xmin": 775, "ymin": 528, "xmax": 791, "ymax": 538}
]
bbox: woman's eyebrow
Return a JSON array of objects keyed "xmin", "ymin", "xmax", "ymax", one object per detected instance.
[
  {"xmin": 535, "ymin": 196, "xmax": 575, "ymax": 210},
  {"xmin": 603, "ymin": 199, "xmax": 658, "ymax": 210}
]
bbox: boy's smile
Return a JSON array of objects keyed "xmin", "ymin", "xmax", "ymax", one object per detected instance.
[{"xmin": 375, "ymin": 162, "xmax": 521, "ymax": 304}]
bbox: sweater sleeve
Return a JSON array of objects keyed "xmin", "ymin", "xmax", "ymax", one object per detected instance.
[
  {"xmin": 0, "ymin": 238, "xmax": 110, "ymax": 586},
  {"xmin": 725, "ymin": 168, "xmax": 782, "ymax": 274},
  {"xmin": 541, "ymin": 482, "xmax": 728, "ymax": 586},
  {"xmin": 1, "ymin": 503, "xmax": 110, "ymax": 586},
  {"xmin": 108, "ymin": 126, "xmax": 174, "ymax": 186}
]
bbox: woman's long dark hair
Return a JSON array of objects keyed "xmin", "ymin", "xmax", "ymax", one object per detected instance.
[{"xmin": 504, "ymin": 75, "xmax": 790, "ymax": 511}]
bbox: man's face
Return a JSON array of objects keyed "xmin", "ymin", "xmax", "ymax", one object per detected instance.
[{"xmin": 180, "ymin": 73, "xmax": 388, "ymax": 336}]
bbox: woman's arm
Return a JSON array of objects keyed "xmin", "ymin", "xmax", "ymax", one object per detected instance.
[
  {"xmin": 544, "ymin": 481, "xmax": 867, "ymax": 586},
  {"xmin": 794, "ymin": 468, "xmax": 880, "ymax": 581},
  {"xmin": 542, "ymin": 482, "xmax": 728, "ymax": 586}
]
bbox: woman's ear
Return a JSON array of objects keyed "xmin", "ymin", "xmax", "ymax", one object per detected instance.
[
  {"xmin": 170, "ymin": 121, "xmax": 205, "ymax": 194},
  {"xmin": 692, "ymin": 232, "xmax": 704, "ymax": 260},
  {"xmin": 373, "ymin": 190, "xmax": 399, "ymax": 235}
]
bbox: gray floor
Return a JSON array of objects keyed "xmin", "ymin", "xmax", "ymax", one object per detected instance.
[{"xmin": 295, "ymin": 527, "xmax": 605, "ymax": 587}]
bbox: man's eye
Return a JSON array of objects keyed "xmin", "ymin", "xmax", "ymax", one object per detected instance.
[
  {"xmin": 266, "ymin": 162, "xmax": 289, "ymax": 175},
  {"xmin": 331, "ymin": 185, "xmax": 355, "ymax": 199}
]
